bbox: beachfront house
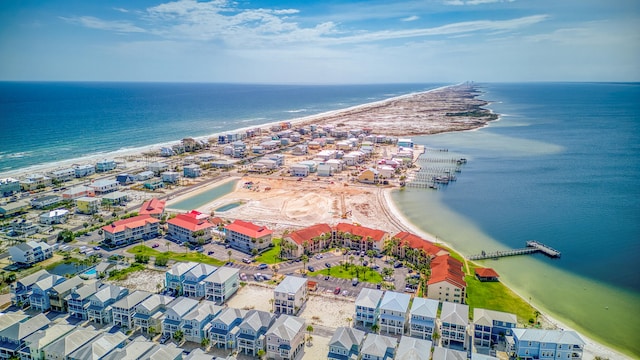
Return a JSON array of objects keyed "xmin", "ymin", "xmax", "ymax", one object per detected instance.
[
  {"xmin": 475, "ymin": 268, "xmax": 500, "ymax": 282},
  {"xmin": 354, "ymin": 288, "xmax": 384, "ymax": 327},
  {"xmin": 139, "ymin": 197, "xmax": 166, "ymax": 219},
  {"xmin": 95, "ymin": 159, "xmax": 117, "ymax": 172},
  {"xmin": 161, "ymin": 296, "xmax": 199, "ymax": 339},
  {"xmin": 360, "ymin": 333, "xmax": 398, "ymax": 360},
  {"xmin": 282, "ymin": 223, "xmax": 333, "ymax": 259},
  {"xmin": 161, "ymin": 171, "xmax": 180, "ymax": 184},
  {"xmin": 427, "ymin": 254, "xmax": 467, "ymax": 304},
  {"xmin": 0, "ymin": 313, "xmax": 51, "ymax": 360},
  {"xmin": 209, "ymin": 307, "xmax": 246, "ymax": 350},
  {"xmin": 165, "ymin": 262, "xmax": 198, "ymax": 295},
  {"xmin": 73, "ymin": 164, "xmax": 95, "ymax": 178},
  {"xmin": 181, "ymin": 300, "xmax": 223, "ymax": 343},
  {"xmin": 29, "ymin": 274, "xmax": 65, "ymax": 312},
  {"xmin": 101, "ymin": 215, "xmax": 160, "ymax": 248},
  {"xmin": 20, "ymin": 174, "xmax": 52, "ymax": 191},
  {"xmin": 30, "ymin": 195, "xmax": 62, "ymax": 209},
  {"xmin": 147, "ymin": 162, "xmax": 169, "ymax": 175},
  {"xmin": 112, "ymin": 290, "xmax": 152, "ymax": 329},
  {"xmin": 66, "ymin": 281, "xmax": 102, "ymax": 320},
  {"xmin": 40, "ymin": 209, "xmax": 69, "ymax": 225},
  {"xmin": 167, "ymin": 211, "xmax": 216, "ymax": 245},
  {"xmin": 358, "ymin": 167, "xmax": 380, "ymax": 184},
  {"xmin": 265, "ymin": 314, "xmax": 306, "ymax": 360},
  {"xmin": 440, "ymin": 301, "xmax": 469, "ymax": 350},
  {"xmin": 509, "ymin": 329, "xmax": 584, "ymax": 360},
  {"xmin": 75, "ymin": 196, "xmax": 100, "ymax": 214},
  {"xmin": 0, "ymin": 178, "xmax": 21, "ymax": 196},
  {"xmin": 181, "ymin": 263, "xmax": 217, "ymax": 299},
  {"xmin": 379, "ymin": 291, "xmax": 411, "ymax": 335},
  {"xmin": 10, "ymin": 269, "xmax": 51, "ymax": 307},
  {"xmin": 409, "ymin": 297, "xmax": 440, "ymax": 340},
  {"xmin": 133, "ymin": 294, "xmax": 175, "ymax": 334},
  {"xmin": 473, "ymin": 308, "xmax": 517, "ymax": 348},
  {"xmin": 289, "ymin": 163, "xmax": 309, "ymax": 177},
  {"xmin": 87, "ymin": 284, "xmax": 129, "ymax": 325},
  {"xmin": 89, "ymin": 179, "xmax": 119, "ymax": 194},
  {"xmin": 203, "ymin": 266, "xmax": 240, "ymax": 305},
  {"xmin": 224, "ymin": 220, "xmax": 273, "ymax": 254},
  {"xmin": 396, "ymin": 336, "xmax": 433, "ymax": 360},
  {"xmin": 8, "ymin": 241, "xmax": 53, "ymax": 266},
  {"xmin": 273, "ymin": 276, "xmax": 308, "ymax": 315},
  {"xmin": 327, "ymin": 327, "xmax": 365, "ymax": 360},
  {"xmin": 236, "ymin": 309, "xmax": 276, "ymax": 356}
]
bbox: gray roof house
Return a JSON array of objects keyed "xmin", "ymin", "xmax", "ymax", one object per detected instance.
[
  {"xmin": 165, "ymin": 262, "xmax": 199, "ymax": 294},
  {"xmin": 265, "ymin": 314, "xmax": 306, "ymax": 360},
  {"xmin": 203, "ymin": 266, "xmax": 240, "ymax": 305},
  {"xmin": 379, "ymin": 290, "xmax": 411, "ymax": 335},
  {"xmin": 209, "ymin": 308, "xmax": 247, "ymax": 350},
  {"xmin": 41, "ymin": 327, "xmax": 101, "ymax": 360},
  {"xmin": 440, "ymin": 302, "xmax": 469, "ymax": 350},
  {"xmin": 396, "ymin": 336, "xmax": 433, "ymax": 360},
  {"xmin": 327, "ymin": 326, "xmax": 365, "ymax": 360},
  {"xmin": 87, "ymin": 284, "xmax": 129, "ymax": 325},
  {"xmin": 29, "ymin": 274, "xmax": 65, "ymax": 312},
  {"xmin": 360, "ymin": 333, "xmax": 398, "ymax": 360},
  {"xmin": 432, "ymin": 346, "xmax": 468, "ymax": 360},
  {"xmin": 0, "ymin": 313, "xmax": 51, "ymax": 359},
  {"xmin": 48, "ymin": 275, "xmax": 86, "ymax": 312},
  {"xmin": 67, "ymin": 331, "xmax": 128, "ymax": 360},
  {"xmin": 112, "ymin": 290, "xmax": 152, "ymax": 329},
  {"xmin": 182, "ymin": 263, "xmax": 217, "ymax": 299},
  {"xmin": 10, "ymin": 269, "xmax": 51, "ymax": 306},
  {"xmin": 236, "ymin": 309, "xmax": 277, "ymax": 357},
  {"xmin": 181, "ymin": 300, "xmax": 223, "ymax": 343},
  {"xmin": 183, "ymin": 348, "xmax": 214, "ymax": 360},
  {"xmin": 133, "ymin": 294, "xmax": 175, "ymax": 334},
  {"xmin": 409, "ymin": 297, "xmax": 439, "ymax": 340},
  {"xmin": 354, "ymin": 288, "xmax": 384, "ymax": 327},
  {"xmin": 18, "ymin": 323, "xmax": 75, "ymax": 360},
  {"xmin": 66, "ymin": 281, "xmax": 102, "ymax": 320},
  {"xmin": 101, "ymin": 336, "xmax": 157, "ymax": 360},
  {"xmin": 162, "ymin": 296, "xmax": 199, "ymax": 338},
  {"xmin": 473, "ymin": 308, "xmax": 517, "ymax": 348},
  {"xmin": 509, "ymin": 328, "xmax": 585, "ymax": 360},
  {"xmin": 273, "ymin": 276, "xmax": 307, "ymax": 315}
]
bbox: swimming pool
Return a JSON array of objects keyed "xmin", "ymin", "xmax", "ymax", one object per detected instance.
[{"xmin": 215, "ymin": 202, "xmax": 242, "ymax": 212}]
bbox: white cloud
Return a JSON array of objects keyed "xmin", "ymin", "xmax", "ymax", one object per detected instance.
[
  {"xmin": 401, "ymin": 15, "xmax": 420, "ymax": 22},
  {"xmin": 445, "ymin": 0, "xmax": 515, "ymax": 5},
  {"xmin": 60, "ymin": 16, "xmax": 146, "ymax": 33},
  {"xmin": 113, "ymin": 7, "xmax": 129, "ymax": 13}
]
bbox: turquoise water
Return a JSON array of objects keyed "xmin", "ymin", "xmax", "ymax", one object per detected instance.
[
  {"xmin": 169, "ymin": 180, "xmax": 238, "ymax": 211},
  {"xmin": 215, "ymin": 202, "xmax": 242, "ymax": 212},
  {"xmin": 83, "ymin": 268, "xmax": 97, "ymax": 276},
  {"xmin": 392, "ymin": 83, "xmax": 640, "ymax": 357}
]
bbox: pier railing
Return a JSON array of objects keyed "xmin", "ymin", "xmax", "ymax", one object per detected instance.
[{"xmin": 467, "ymin": 241, "xmax": 561, "ymax": 260}]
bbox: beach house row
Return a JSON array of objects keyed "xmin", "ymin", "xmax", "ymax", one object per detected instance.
[{"xmin": 164, "ymin": 262, "xmax": 240, "ymax": 304}]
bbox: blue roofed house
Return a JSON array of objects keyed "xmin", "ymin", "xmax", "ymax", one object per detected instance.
[
  {"xmin": 509, "ymin": 329, "xmax": 584, "ymax": 360},
  {"xmin": 203, "ymin": 266, "xmax": 240, "ymax": 305},
  {"xmin": 327, "ymin": 326, "xmax": 365, "ymax": 360},
  {"xmin": 360, "ymin": 333, "xmax": 398, "ymax": 360},
  {"xmin": 396, "ymin": 336, "xmax": 433, "ymax": 360},
  {"xmin": 182, "ymin": 263, "xmax": 217, "ymax": 299},
  {"xmin": 10, "ymin": 269, "xmax": 51, "ymax": 307},
  {"xmin": 378, "ymin": 291, "xmax": 411, "ymax": 335},
  {"xmin": 409, "ymin": 297, "xmax": 439, "ymax": 340},
  {"xmin": 181, "ymin": 300, "xmax": 223, "ymax": 343},
  {"xmin": 133, "ymin": 294, "xmax": 175, "ymax": 334},
  {"xmin": 0, "ymin": 313, "xmax": 50, "ymax": 360},
  {"xmin": 236, "ymin": 309, "xmax": 276, "ymax": 357},
  {"xmin": 209, "ymin": 308, "xmax": 247, "ymax": 350},
  {"xmin": 473, "ymin": 308, "xmax": 517, "ymax": 349},
  {"xmin": 354, "ymin": 288, "xmax": 384, "ymax": 328},
  {"xmin": 161, "ymin": 297, "xmax": 199, "ymax": 339},
  {"xmin": 112, "ymin": 290, "xmax": 152, "ymax": 330},
  {"xmin": 165, "ymin": 262, "xmax": 198, "ymax": 295},
  {"xmin": 265, "ymin": 314, "xmax": 306, "ymax": 360},
  {"xmin": 87, "ymin": 284, "xmax": 129, "ymax": 325},
  {"xmin": 28, "ymin": 274, "xmax": 65, "ymax": 312},
  {"xmin": 66, "ymin": 281, "xmax": 102, "ymax": 320},
  {"xmin": 440, "ymin": 302, "xmax": 469, "ymax": 350}
]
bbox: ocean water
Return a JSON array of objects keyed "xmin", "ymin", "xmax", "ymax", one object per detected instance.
[
  {"xmin": 0, "ymin": 82, "xmax": 443, "ymax": 172},
  {"xmin": 392, "ymin": 82, "xmax": 640, "ymax": 357}
]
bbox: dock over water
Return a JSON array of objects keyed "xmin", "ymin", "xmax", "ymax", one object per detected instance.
[{"xmin": 467, "ymin": 240, "xmax": 561, "ymax": 260}]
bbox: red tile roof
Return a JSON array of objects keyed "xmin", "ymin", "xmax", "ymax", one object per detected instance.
[
  {"xmin": 475, "ymin": 267, "xmax": 499, "ymax": 278},
  {"xmin": 102, "ymin": 215, "xmax": 159, "ymax": 234},
  {"xmin": 210, "ymin": 217, "xmax": 224, "ymax": 226},
  {"xmin": 428, "ymin": 254, "xmax": 467, "ymax": 288},
  {"xmin": 168, "ymin": 213, "xmax": 216, "ymax": 232},
  {"xmin": 335, "ymin": 223, "xmax": 387, "ymax": 242},
  {"xmin": 287, "ymin": 223, "xmax": 332, "ymax": 245},
  {"xmin": 225, "ymin": 220, "xmax": 273, "ymax": 238},
  {"xmin": 393, "ymin": 231, "xmax": 449, "ymax": 258},
  {"xmin": 139, "ymin": 198, "xmax": 166, "ymax": 216}
]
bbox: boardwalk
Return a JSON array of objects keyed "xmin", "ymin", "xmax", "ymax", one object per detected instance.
[{"xmin": 467, "ymin": 241, "xmax": 561, "ymax": 260}]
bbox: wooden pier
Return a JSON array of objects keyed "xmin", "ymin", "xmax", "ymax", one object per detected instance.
[{"xmin": 467, "ymin": 241, "xmax": 561, "ymax": 260}]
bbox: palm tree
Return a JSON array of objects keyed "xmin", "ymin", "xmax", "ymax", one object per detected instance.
[
  {"xmin": 201, "ymin": 337, "xmax": 210, "ymax": 349},
  {"xmin": 306, "ymin": 325, "xmax": 314, "ymax": 344},
  {"xmin": 257, "ymin": 349, "xmax": 266, "ymax": 359},
  {"xmin": 227, "ymin": 250, "xmax": 233, "ymax": 263},
  {"xmin": 301, "ymin": 254, "xmax": 309, "ymax": 274},
  {"xmin": 173, "ymin": 329, "xmax": 184, "ymax": 343},
  {"xmin": 371, "ymin": 323, "xmax": 379, "ymax": 334},
  {"xmin": 432, "ymin": 330, "xmax": 440, "ymax": 345}
]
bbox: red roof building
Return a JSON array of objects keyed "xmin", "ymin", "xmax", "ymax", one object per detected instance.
[
  {"xmin": 393, "ymin": 231, "xmax": 449, "ymax": 259},
  {"xmin": 475, "ymin": 267, "xmax": 500, "ymax": 282},
  {"xmin": 167, "ymin": 212, "xmax": 216, "ymax": 244},
  {"xmin": 139, "ymin": 198, "xmax": 166, "ymax": 219},
  {"xmin": 283, "ymin": 223, "xmax": 333, "ymax": 258},
  {"xmin": 102, "ymin": 215, "xmax": 160, "ymax": 247},
  {"xmin": 427, "ymin": 254, "xmax": 467, "ymax": 304},
  {"xmin": 335, "ymin": 222, "xmax": 388, "ymax": 252},
  {"xmin": 224, "ymin": 220, "xmax": 273, "ymax": 254}
]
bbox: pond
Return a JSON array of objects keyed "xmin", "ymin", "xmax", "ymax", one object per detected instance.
[
  {"xmin": 169, "ymin": 180, "xmax": 238, "ymax": 211},
  {"xmin": 48, "ymin": 261, "xmax": 90, "ymax": 276},
  {"xmin": 215, "ymin": 202, "xmax": 242, "ymax": 212}
]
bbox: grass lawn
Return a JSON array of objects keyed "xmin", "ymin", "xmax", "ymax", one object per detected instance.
[
  {"xmin": 108, "ymin": 263, "xmax": 146, "ymax": 281},
  {"xmin": 127, "ymin": 245, "xmax": 225, "ymax": 266},
  {"xmin": 255, "ymin": 239, "xmax": 283, "ymax": 264},
  {"xmin": 310, "ymin": 265, "xmax": 383, "ymax": 283}
]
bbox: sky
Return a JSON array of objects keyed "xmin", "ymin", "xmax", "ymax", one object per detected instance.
[{"xmin": 0, "ymin": 0, "xmax": 638, "ymax": 83}]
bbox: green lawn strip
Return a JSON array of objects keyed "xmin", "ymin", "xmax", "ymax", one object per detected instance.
[
  {"xmin": 108, "ymin": 263, "xmax": 146, "ymax": 281},
  {"xmin": 309, "ymin": 265, "xmax": 383, "ymax": 283},
  {"xmin": 255, "ymin": 239, "xmax": 283, "ymax": 264},
  {"xmin": 127, "ymin": 245, "xmax": 225, "ymax": 266}
]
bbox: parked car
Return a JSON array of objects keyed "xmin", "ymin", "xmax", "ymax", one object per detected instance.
[
  {"xmin": 307, "ymin": 266, "xmax": 315, "ymax": 272},
  {"xmin": 334, "ymin": 287, "xmax": 341, "ymax": 295},
  {"xmin": 393, "ymin": 262, "xmax": 403, "ymax": 268},
  {"xmin": 352, "ymin": 278, "xmax": 359, "ymax": 286},
  {"xmin": 325, "ymin": 263, "xmax": 331, "ymax": 268},
  {"xmin": 257, "ymin": 263, "xmax": 268, "ymax": 270},
  {"xmin": 159, "ymin": 334, "xmax": 170, "ymax": 344},
  {"xmin": 93, "ymin": 246, "xmax": 101, "ymax": 251},
  {"xmin": 207, "ymin": 250, "xmax": 215, "ymax": 255},
  {"xmin": 242, "ymin": 258, "xmax": 252, "ymax": 264},
  {"xmin": 315, "ymin": 254, "xmax": 323, "ymax": 259},
  {"xmin": 239, "ymin": 273, "xmax": 247, "ymax": 281},
  {"xmin": 152, "ymin": 243, "xmax": 160, "ymax": 248},
  {"xmin": 363, "ymin": 260, "xmax": 368, "ymax": 266}
]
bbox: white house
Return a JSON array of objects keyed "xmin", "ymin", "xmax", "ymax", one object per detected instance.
[
  {"xmin": 440, "ymin": 302, "xmax": 469, "ymax": 350},
  {"xmin": 9, "ymin": 241, "xmax": 53, "ymax": 266},
  {"xmin": 273, "ymin": 276, "xmax": 308, "ymax": 315},
  {"xmin": 354, "ymin": 288, "xmax": 384, "ymax": 327},
  {"xmin": 40, "ymin": 209, "xmax": 68, "ymax": 226},
  {"xmin": 379, "ymin": 291, "xmax": 411, "ymax": 335}
]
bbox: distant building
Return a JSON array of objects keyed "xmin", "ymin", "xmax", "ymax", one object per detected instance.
[
  {"xmin": 9, "ymin": 241, "xmax": 53, "ymax": 266},
  {"xmin": 89, "ymin": 179, "xmax": 119, "ymax": 194},
  {"xmin": 273, "ymin": 276, "xmax": 308, "ymax": 315},
  {"xmin": 40, "ymin": 209, "xmax": 69, "ymax": 225},
  {"xmin": 101, "ymin": 191, "xmax": 129, "ymax": 206},
  {"xmin": 101, "ymin": 215, "xmax": 160, "ymax": 248},
  {"xmin": 20, "ymin": 174, "xmax": 51, "ymax": 191},
  {"xmin": 75, "ymin": 196, "xmax": 100, "ymax": 214},
  {"xmin": 95, "ymin": 159, "xmax": 117, "ymax": 172},
  {"xmin": 30, "ymin": 195, "xmax": 62, "ymax": 209},
  {"xmin": 225, "ymin": 220, "xmax": 273, "ymax": 254},
  {"xmin": 147, "ymin": 162, "xmax": 169, "ymax": 175},
  {"xmin": 183, "ymin": 164, "xmax": 201, "ymax": 178},
  {"xmin": 73, "ymin": 164, "xmax": 95, "ymax": 178},
  {"xmin": 167, "ymin": 211, "xmax": 216, "ymax": 244},
  {"xmin": 0, "ymin": 178, "xmax": 21, "ymax": 196},
  {"xmin": 161, "ymin": 171, "xmax": 180, "ymax": 184},
  {"xmin": 0, "ymin": 202, "xmax": 30, "ymax": 217},
  {"xmin": 139, "ymin": 198, "xmax": 166, "ymax": 219},
  {"xmin": 48, "ymin": 168, "xmax": 75, "ymax": 182},
  {"xmin": 62, "ymin": 185, "xmax": 95, "ymax": 199}
]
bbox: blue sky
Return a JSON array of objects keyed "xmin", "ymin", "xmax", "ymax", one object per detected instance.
[{"xmin": 1, "ymin": 0, "xmax": 638, "ymax": 83}]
